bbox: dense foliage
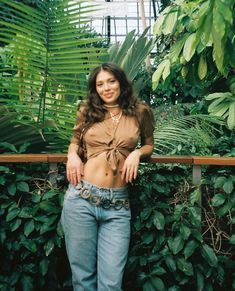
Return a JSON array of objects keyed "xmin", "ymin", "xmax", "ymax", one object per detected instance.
[
  {"xmin": 0, "ymin": 0, "xmax": 106, "ymax": 151},
  {"xmin": 0, "ymin": 141, "xmax": 235, "ymax": 291},
  {"xmin": 124, "ymin": 164, "xmax": 235, "ymax": 291},
  {"xmin": 0, "ymin": 146, "xmax": 67, "ymax": 290},
  {"xmin": 152, "ymin": 0, "xmax": 235, "ymax": 130},
  {"xmin": 0, "ymin": 0, "xmax": 235, "ymax": 290}
]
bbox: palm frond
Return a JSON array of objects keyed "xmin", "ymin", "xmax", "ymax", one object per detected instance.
[
  {"xmin": 0, "ymin": 0, "xmax": 107, "ymax": 147},
  {"xmin": 103, "ymin": 28, "xmax": 154, "ymax": 81},
  {"xmin": 0, "ymin": 107, "xmax": 61, "ymax": 153},
  {"xmin": 153, "ymin": 114, "xmax": 224, "ymax": 154}
]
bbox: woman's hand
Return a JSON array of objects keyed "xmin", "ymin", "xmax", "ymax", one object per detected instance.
[
  {"xmin": 66, "ymin": 152, "xmax": 84, "ymax": 185},
  {"xmin": 121, "ymin": 150, "xmax": 141, "ymax": 183}
]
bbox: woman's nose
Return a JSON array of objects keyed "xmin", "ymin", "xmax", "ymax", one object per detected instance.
[{"xmin": 104, "ymin": 83, "xmax": 110, "ymax": 90}]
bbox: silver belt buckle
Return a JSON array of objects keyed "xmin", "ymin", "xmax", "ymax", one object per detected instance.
[
  {"xmin": 114, "ymin": 199, "xmax": 123, "ymax": 210},
  {"xmin": 90, "ymin": 195, "xmax": 101, "ymax": 206},
  {"xmin": 80, "ymin": 188, "xmax": 90, "ymax": 199}
]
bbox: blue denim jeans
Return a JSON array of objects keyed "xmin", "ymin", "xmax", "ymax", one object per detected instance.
[{"xmin": 61, "ymin": 181, "xmax": 131, "ymax": 291}]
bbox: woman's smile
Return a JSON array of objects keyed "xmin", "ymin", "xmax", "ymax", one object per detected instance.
[{"xmin": 103, "ymin": 92, "xmax": 114, "ymax": 98}]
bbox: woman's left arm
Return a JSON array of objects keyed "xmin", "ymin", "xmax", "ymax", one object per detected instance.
[
  {"xmin": 121, "ymin": 104, "xmax": 155, "ymax": 183},
  {"xmin": 121, "ymin": 137, "xmax": 154, "ymax": 183}
]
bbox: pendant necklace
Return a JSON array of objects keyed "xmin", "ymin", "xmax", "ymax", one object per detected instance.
[{"xmin": 110, "ymin": 111, "xmax": 122, "ymax": 125}]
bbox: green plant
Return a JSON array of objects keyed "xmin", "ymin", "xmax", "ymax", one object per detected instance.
[
  {"xmin": 153, "ymin": 106, "xmax": 223, "ymax": 155},
  {"xmin": 151, "ymin": 0, "xmax": 235, "ymax": 133},
  {"xmin": 1, "ymin": 142, "xmax": 235, "ymax": 290},
  {"xmin": 0, "ymin": 107, "xmax": 66, "ymax": 153},
  {"xmin": 0, "ymin": 161, "xmax": 67, "ymax": 290},
  {"xmin": 123, "ymin": 162, "xmax": 235, "ymax": 291},
  {"xmin": 152, "ymin": 0, "xmax": 235, "ymax": 87},
  {"xmin": 205, "ymin": 77, "xmax": 235, "ymax": 130},
  {"xmin": 103, "ymin": 29, "xmax": 154, "ymax": 82},
  {"xmin": 0, "ymin": 0, "xmax": 106, "ymax": 147}
]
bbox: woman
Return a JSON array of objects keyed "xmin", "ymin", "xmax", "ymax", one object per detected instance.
[{"xmin": 61, "ymin": 62, "xmax": 155, "ymax": 291}]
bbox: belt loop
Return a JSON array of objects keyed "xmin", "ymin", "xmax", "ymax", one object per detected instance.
[{"xmin": 110, "ymin": 189, "xmax": 113, "ymax": 200}]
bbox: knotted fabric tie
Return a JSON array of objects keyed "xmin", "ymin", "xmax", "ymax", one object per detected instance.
[{"xmin": 105, "ymin": 146, "xmax": 129, "ymax": 175}]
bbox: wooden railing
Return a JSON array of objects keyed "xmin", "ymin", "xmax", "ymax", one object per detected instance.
[
  {"xmin": 1, "ymin": 154, "xmax": 235, "ymax": 165},
  {"xmin": 0, "ymin": 154, "xmax": 234, "ymax": 187}
]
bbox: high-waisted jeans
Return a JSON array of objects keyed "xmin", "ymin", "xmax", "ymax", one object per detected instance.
[{"xmin": 61, "ymin": 181, "xmax": 131, "ymax": 291}]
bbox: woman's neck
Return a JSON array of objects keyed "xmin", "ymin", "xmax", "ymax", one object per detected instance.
[{"xmin": 103, "ymin": 103, "xmax": 120, "ymax": 108}]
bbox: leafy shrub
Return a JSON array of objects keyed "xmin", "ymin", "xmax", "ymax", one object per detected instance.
[
  {"xmin": 0, "ymin": 162, "xmax": 69, "ymax": 291},
  {"xmin": 0, "ymin": 144, "xmax": 234, "ymax": 290},
  {"xmin": 124, "ymin": 163, "xmax": 235, "ymax": 291}
]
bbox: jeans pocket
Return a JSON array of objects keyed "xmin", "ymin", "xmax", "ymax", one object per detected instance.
[{"xmin": 64, "ymin": 184, "xmax": 81, "ymax": 200}]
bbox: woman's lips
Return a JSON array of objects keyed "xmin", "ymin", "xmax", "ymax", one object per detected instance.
[{"xmin": 103, "ymin": 93, "xmax": 113, "ymax": 98}]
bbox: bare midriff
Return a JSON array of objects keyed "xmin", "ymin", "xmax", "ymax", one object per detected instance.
[{"xmin": 82, "ymin": 152, "xmax": 127, "ymax": 188}]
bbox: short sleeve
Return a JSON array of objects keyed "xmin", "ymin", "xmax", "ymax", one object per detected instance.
[
  {"xmin": 139, "ymin": 103, "xmax": 155, "ymax": 146},
  {"xmin": 70, "ymin": 103, "xmax": 86, "ymax": 144}
]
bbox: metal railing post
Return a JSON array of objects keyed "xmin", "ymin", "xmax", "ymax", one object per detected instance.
[
  {"xmin": 48, "ymin": 162, "xmax": 58, "ymax": 187},
  {"xmin": 192, "ymin": 165, "xmax": 202, "ymax": 187},
  {"xmin": 192, "ymin": 165, "xmax": 202, "ymax": 227}
]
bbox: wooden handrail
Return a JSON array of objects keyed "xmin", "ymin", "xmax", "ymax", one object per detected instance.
[
  {"xmin": 150, "ymin": 156, "xmax": 193, "ymax": 164},
  {"xmin": 0, "ymin": 154, "xmax": 67, "ymax": 163},
  {"xmin": 192, "ymin": 156, "xmax": 235, "ymax": 166},
  {"xmin": 0, "ymin": 154, "xmax": 234, "ymax": 166}
]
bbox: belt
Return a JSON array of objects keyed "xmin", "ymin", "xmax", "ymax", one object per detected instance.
[{"xmin": 75, "ymin": 184, "xmax": 130, "ymax": 210}]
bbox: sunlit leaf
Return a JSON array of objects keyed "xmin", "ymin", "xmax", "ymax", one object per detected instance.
[
  {"xmin": 183, "ymin": 33, "xmax": 197, "ymax": 62},
  {"xmin": 198, "ymin": 54, "xmax": 207, "ymax": 80},
  {"xmin": 227, "ymin": 102, "xmax": 235, "ymax": 130}
]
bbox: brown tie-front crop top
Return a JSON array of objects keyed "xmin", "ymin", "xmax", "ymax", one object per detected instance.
[
  {"xmin": 84, "ymin": 115, "xmax": 140, "ymax": 173},
  {"xmin": 70, "ymin": 103, "xmax": 155, "ymax": 174}
]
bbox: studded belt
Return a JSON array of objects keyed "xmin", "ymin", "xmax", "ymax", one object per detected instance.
[{"xmin": 76, "ymin": 186, "xmax": 130, "ymax": 210}]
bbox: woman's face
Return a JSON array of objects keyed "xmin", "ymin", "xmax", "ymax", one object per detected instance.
[{"xmin": 95, "ymin": 70, "xmax": 121, "ymax": 105}]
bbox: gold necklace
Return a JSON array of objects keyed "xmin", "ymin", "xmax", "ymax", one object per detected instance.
[{"xmin": 110, "ymin": 111, "xmax": 122, "ymax": 124}]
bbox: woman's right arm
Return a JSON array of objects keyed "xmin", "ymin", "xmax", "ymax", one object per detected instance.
[
  {"xmin": 67, "ymin": 143, "xmax": 84, "ymax": 186},
  {"xmin": 66, "ymin": 103, "xmax": 86, "ymax": 185}
]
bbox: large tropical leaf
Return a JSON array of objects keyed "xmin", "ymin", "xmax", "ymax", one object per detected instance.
[
  {"xmin": 103, "ymin": 28, "xmax": 155, "ymax": 81},
  {"xmin": 0, "ymin": 0, "xmax": 106, "ymax": 148},
  {"xmin": 152, "ymin": 0, "xmax": 235, "ymax": 87},
  {"xmin": 153, "ymin": 113, "xmax": 223, "ymax": 155},
  {"xmin": 205, "ymin": 91, "xmax": 235, "ymax": 130},
  {"xmin": 0, "ymin": 106, "xmax": 66, "ymax": 153}
]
